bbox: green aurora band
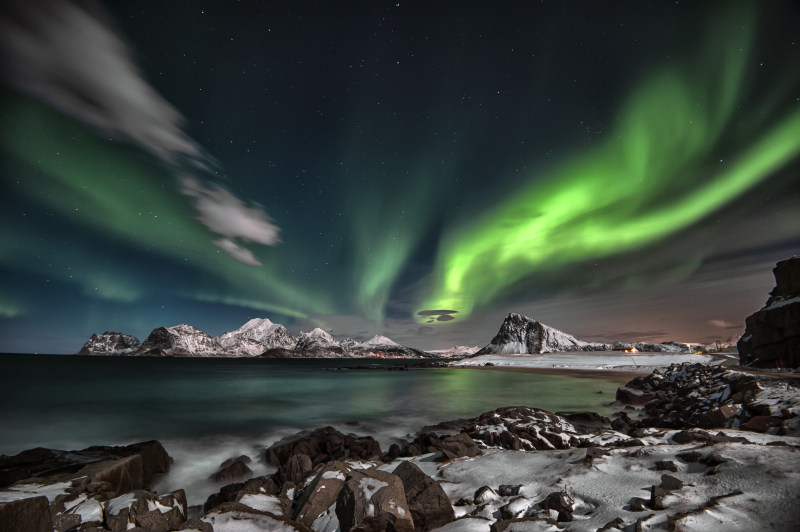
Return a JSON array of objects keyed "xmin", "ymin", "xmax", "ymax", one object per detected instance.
[{"xmin": 417, "ymin": 8, "xmax": 800, "ymax": 322}]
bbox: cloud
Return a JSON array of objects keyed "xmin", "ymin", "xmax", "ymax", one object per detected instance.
[
  {"xmin": 182, "ymin": 177, "xmax": 280, "ymax": 263},
  {"xmin": 708, "ymin": 319, "xmax": 740, "ymax": 329},
  {"xmin": 0, "ymin": 0, "xmax": 199, "ymax": 163},
  {"xmin": 0, "ymin": 0, "xmax": 281, "ymax": 265}
]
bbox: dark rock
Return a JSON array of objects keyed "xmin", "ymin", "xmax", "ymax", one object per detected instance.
[
  {"xmin": 335, "ymin": 468, "xmax": 414, "ymax": 532},
  {"xmin": 454, "ymin": 497, "xmax": 472, "ymax": 506},
  {"xmin": 654, "ymin": 460, "xmax": 677, "ymax": 472},
  {"xmin": 175, "ymin": 517, "xmax": 213, "ymax": 531},
  {"xmin": 53, "ymin": 512, "xmax": 82, "ymax": 532},
  {"xmin": 539, "ymin": 490, "xmax": 574, "ymax": 522},
  {"xmin": 0, "ymin": 496, "xmax": 53, "ymax": 532},
  {"xmin": 294, "ymin": 461, "xmax": 350, "ymax": 528},
  {"xmin": 672, "ymin": 430, "xmax": 711, "ymax": 444},
  {"xmin": 699, "ymin": 452, "xmax": 727, "ymax": 467},
  {"xmin": 650, "ymin": 486, "xmax": 668, "ymax": 510},
  {"xmin": 598, "ymin": 517, "xmax": 626, "ymax": 531},
  {"xmin": 738, "ymin": 257, "xmax": 800, "ymax": 368},
  {"xmin": 220, "ymin": 455, "xmax": 251, "ymax": 468},
  {"xmin": 584, "ymin": 447, "xmax": 608, "ymax": 464},
  {"xmin": 676, "ymin": 451, "xmax": 702, "ymax": 463},
  {"xmin": 464, "ymin": 406, "xmax": 585, "ymax": 451},
  {"xmin": 394, "ymin": 461, "xmax": 455, "ymax": 531},
  {"xmin": 211, "ymin": 459, "xmax": 253, "ymax": 483},
  {"xmin": 277, "ymin": 452, "xmax": 313, "ymax": 484},
  {"xmin": 610, "ymin": 417, "xmax": 630, "ymax": 434},
  {"xmin": 557, "ymin": 411, "xmax": 609, "ymax": 427},
  {"xmin": 266, "ymin": 427, "xmax": 381, "ymax": 469},
  {"xmin": 702, "ymin": 405, "xmax": 740, "ymax": 428},
  {"xmin": 628, "ymin": 497, "xmax": 649, "ymax": 512},
  {"xmin": 615, "ymin": 387, "xmax": 655, "ymax": 406},
  {"xmin": 473, "ymin": 486, "xmax": 499, "ymax": 504},
  {"xmin": 203, "ymin": 475, "xmax": 280, "ymax": 513},
  {"xmin": 497, "ymin": 484, "xmax": 522, "ymax": 497},
  {"xmin": 490, "ymin": 513, "xmax": 558, "ymax": 531},
  {"xmin": 659, "ymin": 474, "xmax": 683, "ymax": 491},
  {"xmin": 742, "ymin": 415, "xmax": 783, "ymax": 433}
]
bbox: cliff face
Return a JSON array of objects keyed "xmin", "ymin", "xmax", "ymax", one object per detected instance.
[
  {"xmin": 738, "ymin": 257, "xmax": 800, "ymax": 368},
  {"xmin": 78, "ymin": 332, "xmax": 141, "ymax": 355}
]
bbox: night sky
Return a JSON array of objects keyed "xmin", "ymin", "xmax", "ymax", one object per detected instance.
[{"xmin": 1, "ymin": 1, "xmax": 798, "ymax": 354}]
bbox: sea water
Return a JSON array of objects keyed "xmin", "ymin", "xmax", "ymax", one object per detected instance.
[{"xmin": 0, "ymin": 354, "xmax": 624, "ymax": 504}]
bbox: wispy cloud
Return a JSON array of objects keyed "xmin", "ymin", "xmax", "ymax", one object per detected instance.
[
  {"xmin": 0, "ymin": 0, "xmax": 280, "ymax": 264},
  {"xmin": 708, "ymin": 319, "xmax": 740, "ymax": 329}
]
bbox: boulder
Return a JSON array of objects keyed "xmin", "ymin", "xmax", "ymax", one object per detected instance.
[
  {"xmin": 539, "ymin": 490, "xmax": 574, "ymax": 522},
  {"xmin": 701, "ymin": 405, "xmax": 740, "ymax": 428},
  {"xmin": 106, "ymin": 489, "xmax": 187, "ymax": 532},
  {"xmin": 203, "ymin": 475, "xmax": 280, "ymax": 513},
  {"xmin": 335, "ymin": 468, "xmax": 414, "ymax": 532},
  {"xmin": 738, "ymin": 257, "xmax": 800, "ymax": 368},
  {"xmin": 294, "ymin": 461, "xmax": 350, "ymax": 529},
  {"xmin": 266, "ymin": 427, "xmax": 381, "ymax": 469},
  {"xmin": 742, "ymin": 415, "xmax": 784, "ymax": 433},
  {"xmin": 393, "ymin": 461, "xmax": 455, "ymax": 531},
  {"xmin": 277, "ymin": 453, "xmax": 314, "ymax": 484},
  {"xmin": 0, "ymin": 496, "xmax": 53, "ymax": 532},
  {"xmin": 211, "ymin": 458, "xmax": 253, "ymax": 483}
]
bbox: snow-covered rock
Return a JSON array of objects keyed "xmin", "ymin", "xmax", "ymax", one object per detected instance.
[
  {"xmin": 77, "ymin": 331, "xmax": 140, "ymax": 355},
  {"xmin": 294, "ymin": 328, "xmax": 340, "ymax": 351},
  {"xmin": 429, "ymin": 346, "xmax": 481, "ymax": 357},
  {"xmin": 738, "ymin": 256, "xmax": 800, "ymax": 368},
  {"xmin": 216, "ymin": 318, "xmax": 296, "ymax": 356},
  {"xmin": 138, "ymin": 324, "xmax": 222, "ymax": 357},
  {"xmin": 475, "ymin": 313, "xmax": 593, "ymax": 355}
]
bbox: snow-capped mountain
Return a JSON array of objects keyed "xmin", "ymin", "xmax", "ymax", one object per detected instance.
[
  {"xmin": 78, "ymin": 332, "xmax": 141, "ymax": 355},
  {"xmin": 216, "ymin": 318, "xmax": 296, "ymax": 356},
  {"xmin": 429, "ymin": 345, "xmax": 481, "ymax": 357},
  {"xmin": 474, "ymin": 313, "xmax": 684, "ymax": 355},
  {"xmin": 294, "ymin": 327, "xmax": 340, "ymax": 351},
  {"xmin": 138, "ymin": 324, "xmax": 222, "ymax": 357},
  {"xmin": 79, "ymin": 319, "xmax": 437, "ymax": 358}
]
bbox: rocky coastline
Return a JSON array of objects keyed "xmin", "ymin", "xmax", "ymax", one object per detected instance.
[{"xmin": 2, "ymin": 362, "xmax": 798, "ymax": 532}]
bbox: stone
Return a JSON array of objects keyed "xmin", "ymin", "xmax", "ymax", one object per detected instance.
[
  {"xmin": 473, "ymin": 486, "xmax": 499, "ymax": 504},
  {"xmin": 203, "ymin": 475, "xmax": 280, "ymax": 512},
  {"xmin": 598, "ymin": 517, "xmax": 626, "ymax": 531},
  {"xmin": 0, "ymin": 496, "xmax": 53, "ymax": 532},
  {"xmin": 742, "ymin": 415, "xmax": 783, "ymax": 433},
  {"xmin": 393, "ymin": 460, "xmax": 455, "ymax": 531},
  {"xmin": 659, "ymin": 474, "xmax": 683, "ymax": 491},
  {"xmin": 615, "ymin": 386, "xmax": 655, "ymax": 405},
  {"xmin": 106, "ymin": 489, "xmax": 187, "ymax": 532},
  {"xmin": 738, "ymin": 257, "xmax": 800, "ymax": 368},
  {"xmin": 266, "ymin": 427, "xmax": 381, "ymax": 469},
  {"xmin": 294, "ymin": 461, "xmax": 350, "ymax": 528},
  {"xmin": 539, "ymin": 490, "xmax": 574, "ymax": 521},
  {"xmin": 650, "ymin": 486, "xmax": 668, "ymax": 510},
  {"xmin": 702, "ymin": 405, "xmax": 740, "ymax": 428},
  {"xmin": 211, "ymin": 459, "xmax": 253, "ymax": 483},
  {"xmin": 175, "ymin": 517, "xmax": 213, "ymax": 531},
  {"xmin": 628, "ymin": 497, "xmax": 648, "ymax": 512},
  {"xmin": 497, "ymin": 484, "xmax": 522, "ymax": 497},
  {"xmin": 277, "ymin": 453, "xmax": 313, "ymax": 484},
  {"xmin": 654, "ymin": 460, "xmax": 677, "ymax": 472},
  {"xmin": 335, "ymin": 468, "xmax": 414, "ymax": 532}
]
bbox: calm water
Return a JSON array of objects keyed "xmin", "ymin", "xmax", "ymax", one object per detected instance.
[{"xmin": 0, "ymin": 354, "xmax": 623, "ymax": 504}]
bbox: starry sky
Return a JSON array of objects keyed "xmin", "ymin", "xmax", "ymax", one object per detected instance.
[{"xmin": 1, "ymin": 0, "xmax": 799, "ymax": 354}]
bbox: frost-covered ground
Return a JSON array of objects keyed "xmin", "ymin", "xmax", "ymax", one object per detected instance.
[
  {"xmin": 387, "ymin": 427, "xmax": 800, "ymax": 531},
  {"xmin": 453, "ymin": 352, "xmax": 717, "ymax": 372}
]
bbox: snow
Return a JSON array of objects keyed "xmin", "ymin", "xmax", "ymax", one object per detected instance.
[
  {"xmin": 106, "ymin": 492, "xmax": 137, "ymax": 515},
  {"xmin": 238, "ymin": 493, "xmax": 284, "ymax": 515},
  {"xmin": 360, "ymin": 335, "xmax": 401, "ymax": 347},
  {"xmin": 358, "ymin": 477, "xmax": 388, "ymax": 503},
  {"xmin": 69, "ymin": 496, "xmax": 104, "ymax": 523},
  {"xmin": 454, "ymin": 352, "xmax": 715, "ymax": 372},
  {"xmin": 0, "ymin": 480, "xmax": 72, "ymax": 502},
  {"xmin": 321, "ymin": 470, "xmax": 346, "ymax": 481},
  {"xmin": 310, "ymin": 502, "xmax": 339, "ymax": 532},
  {"xmin": 765, "ymin": 295, "xmax": 800, "ymax": 310},
  {"xmin": 202, "ymin": 510, "xmax": 300, "ymax": 532}
]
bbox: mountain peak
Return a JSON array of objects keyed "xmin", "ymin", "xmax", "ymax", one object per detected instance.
[{"xmin": 476, "ymin": 313, "xmax": 587, "ymax": 354}]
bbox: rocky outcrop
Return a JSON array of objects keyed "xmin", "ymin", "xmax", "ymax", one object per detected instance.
[
  {"xmin": 266, "ymin": 426, "xmax": 382, "ymax": 470},
  {"xmin": 336, "ymin": 467, "xmax": 415, "ymax": 532},
  {"xmin": 615, "ymin": 362, "xmax": 799, "ymax": 435},
  {"xmin": 137, "ymin": 324, "xmax": 222, "ymax": 356},
  {"xmin": 78, "ymin": 332, "xmax": 140, "ymax": 355},
  {"xmin": 217, "ymin": 318, "xmax": 296, "ymax": 356},
  {"xmin": 393, "ymin": 461, "xmax": 455, "ymax": 531},
  {"xmin": 474, "ymin": 313, "xmax": 683, "ymax": 355},
  {"xmin": 738, "ymin": 257, "xmax": 800, "ymax": 368}
]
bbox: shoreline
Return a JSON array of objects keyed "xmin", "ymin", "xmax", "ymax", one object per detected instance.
[{"xmin": 448, "ymin": 364, "xmax": 642, "ymax": 385}]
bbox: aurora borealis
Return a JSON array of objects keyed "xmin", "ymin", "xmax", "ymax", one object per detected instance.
[{"xmin": 1, "ymin": 1, "xmax": 798, "ymax": 352}]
